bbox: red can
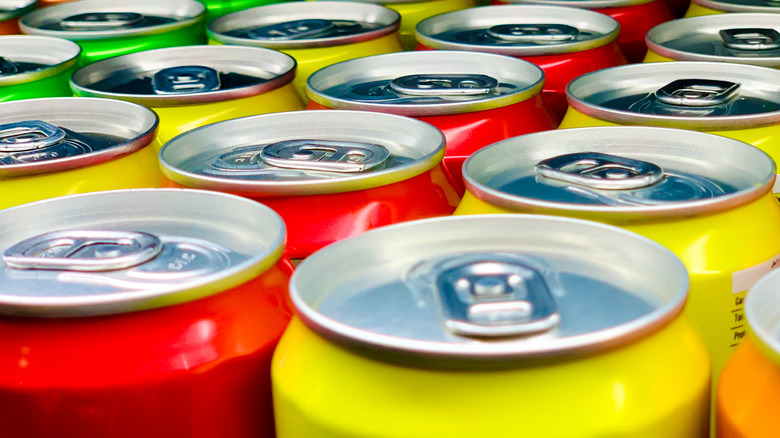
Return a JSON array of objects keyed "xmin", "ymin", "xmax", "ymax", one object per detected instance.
[
  {"xmin": 494, "ymin": 0, "xmax": 673, "ymax": 62},
  {"xmin": 415, "ymin": 5, "xmax": 627, "ymax": 118},
  {"xmin": 0, "ymin": 0, "xmax": 36, "ymax": 34},
  {"xmin": 159, "ymin": 110, "xmax": 460, "ymax": 259},
  {"xmin": 0, "ymin": 189, "xmax": 292, "ymax": 437},
  {"xmin": 305, "ymin": 50, "xmax": 557, "ymax": 193}
]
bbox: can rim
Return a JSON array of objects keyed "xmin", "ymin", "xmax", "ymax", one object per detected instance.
[
  {"xmin": 19, "ymin": 0, "xmax": 204, "ymax": 40},
  {"xmin": 69, "ymin": 45, "xmax": 297, "ymax": 107},
  {"xmin": 306, "ymin": 51, "xmax": 545, "ymax": 116},
  {"xmin": 0, "ymin": 36, "xmax": 81, "ymax": 86},
  {"xmin": 0, "ymin": 0, "xmax": 36, "ymax": 22},
  {"xmin": 691, "ymin": 0, "xmax": 777, "ymax": 12},
  {"xmin": 207, "ymin": 2, "xmax": 401, "ymax": 50},
  {"xmin": 494, "ymin": 0, "xmax": 657, "ymax": 10},
  {"xmin": 0, "ymin": 97, "xmax": 159, "ymax": 178},
  {"xmin": 746, "ymin": 269, "xmax": 780, "ymax": 365}
]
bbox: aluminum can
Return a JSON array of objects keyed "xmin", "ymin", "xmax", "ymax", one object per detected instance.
[
  {"xmin": 455, "ymin": 126, "xmax": 780, "ymax": 426},
  {"xmin": 560, "ymin": 62, "xmax": 780, "ymax": 196},
  {"xmin": 415, "ymin": 5, "xmax": 626, "ymax": 119},
  {"xmin": 19, "ymin": 0, "xmax": 206, "ymax": 64},
  {"xmin": 274, "ymin": 214, "xmax": 710, "ymax": 437},
  {"xmin": 0, "ymin": 0, "xmax": 35, "ymax": 34},
  {"xmin": 0, "ymin": 97, "xmax": 162, "ymax": 210},
  {"xmin": 208, "ymin": 2, "xmax": 403, "ymax": 102},
  {"xmin": 718, "ymin": 270, "xmax": 780, "ymax": 437},
  {"xmin": 71, "ymin": 45, "xmax": 302, "ymax": 147},
  {"xmin": 35, "ymin": 0, "xmax": 77, "ymax": 7},
  {"xmin": 645, "ymin": 13, "xmax": 780, "ymax": 65},
  {"xmin": 494, "ymin": 0, "xmax": 672, "ymax": 62},
  {"xmin": 306, "ymin": 50, "xmax": 556, "ymax": 193},
  {"xmin": 198, "ymin": 0, "xmax": 285, "ymax": 22},
  {"xmin": 685, "ymin": 0, "xmax": 780, "ymax": 16},
  {"xmin": 0, "ymin": 35, "xmax": 80, "ymax": 101},
  {"xmin": 0, "ymin": 189, "xmax": 292, "ymax": 437},
  {"xmin": 159, "ymin": 110, "xmax": 460, "ymax": 259}
]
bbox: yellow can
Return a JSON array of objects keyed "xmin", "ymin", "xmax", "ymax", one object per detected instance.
[
  {"xmin": 207, "ymin": 2, "xmax": 403, "ymax": 102},
  {"xmin": 684, "ymin": 0, "xmax": 780, "ymax": 17},
  {"xmin": 70, "ymin": 45, "xmax": 303, "ymax": 148},
  {"xmin": 0, "ymin": 97, "xmax": 162, "ymax": 210},
  {"xmin": 274, "ymin": 214, "xmax": 710, "ymax": 437}
]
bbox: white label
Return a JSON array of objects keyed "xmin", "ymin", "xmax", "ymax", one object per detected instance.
[
  {"xmin": 732, "ymin": 252, "xmax": 780, "ymax": 294},
  {"xmin": 773, "ymin": 174, "xmax": 780, "ymax": 194}
]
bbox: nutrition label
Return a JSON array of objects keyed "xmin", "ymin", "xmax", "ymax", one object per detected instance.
[{"xmin": 731, "ymin": 253, "xmax": 780, "ymax": 348}]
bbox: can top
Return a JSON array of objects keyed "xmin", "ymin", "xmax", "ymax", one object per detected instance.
[
  {"xmin": 0, "ymin": 36, "xmax": 80, "ymax": 86},
  {"xmin": 70, "ymin": 45, "xmax": 296, "ymax": 107},
  {"xmin": 417, "ymin": 6, "xmax": 620, "ymax": 56},
  {"xmin": 20, "ymin": 0, "xmax": 204, "ymax": 40},
  {"xmin": 747, "ymin": 269, "xmax": 780, "ymax": 365},
  {"xmin": 646, "ymin": 14, "xmax": 780, "ymax": 67},
  {"xmin": 566, "ymin": 61, "xmax": 780, "ymax": 130},
  {"xmin": 0, "ymin": 98, "xmax": 158, "ymax": 178},
  {"xmin": 691, "ymin": 0, "xmax": 780, "ymax": 13},
  {"xmin": 0, "ymin": 189, "xmax": 285, "ymax": 318},
  {"xmin": 494, "ymin": 0, "xmax": 656, "ymax": 10},
  {"xmin": 208, "ymin": 2, "xmax": 400, "ymax": 50},
  {"xmin": 0, "ymin": 0, "xmax": 36, "ymax": 22},
  {"xmin": 463, "ymin": 127, "xmax": 774, "ymax": 222},
  {"xmin": 160, "ymin": 110, "xmax": 445, "ymax": 196},
  {"xmin": 307, "ymin": 51, "xmax": 544, "ymax": 116},
  {"xmin": 292, "ymin": 214, "xmax": 688, "ymax": 367}
]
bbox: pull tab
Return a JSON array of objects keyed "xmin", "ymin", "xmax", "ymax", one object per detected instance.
[
  {"xmin": 536, "ymin": 152, "xmax": 664, "ymax": 190},
  {"xmin": 654, "ymin": 79, "xmax": 740, "ymax": 107},
  {"xmin": 3, "ymin": 230, "xmax": 163, "ymax": 272},
  {"xmin": 0, "ymin": 57, "xmax": 18, "ymax": 76},
  {"xmin": 389, "ymin": 74, "xmax": 498, "ymax": 96},
  {"xmin": 258, "ymin": 140, "xmax": 389, "ymax": 173},
  {"xmin": 720, "ymin": 28, "xmax": 780, "ymax": 51},
  {"xmin": 0, "ymin": 120, "xmax": 66, "ymax": 153},
  {"xmin": 247, "ymin": 19, "xmax": 336, "ymax": 40},
  {"xmin": 152, "ymin": 66, "xmax": 221, "ymax": 95},
  {"xmin": 60, "ymin": 12, "xmax": 144, "ymax": 30},
  {"xmin": 486, "ymin": 24, "xmax": 579, "ymax": 43}
]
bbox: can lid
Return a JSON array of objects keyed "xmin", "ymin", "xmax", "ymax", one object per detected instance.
[
  {"xmin": 0, "ymin": 98, "xmax": 158, "ymax": 178},
  {"xmin": 70, "ymin": 45, "xmax": 296, "ymax": 107},
  {"xmin": 0, "ymin": 189, "xmax": 285, "ymax": 317},
  {"xmin": 747, "ymin": 269, "xmax": 780, "ymax": 364},
  {"xmin": 566, "ymin": 61, "xmax": 780, "ymax": 130},
  {"xmin": 291, "ymin": 215, "xmax": 688, "ymax": 367},
  {"xmin": 307, "ymin": 51, "xmax": 544, "ymax": 116},
  {"xmin": 691, "ymin": 0, "xmax": 780, "ymax": 13},
  {"xmin": 0, "ymin": 36, "xmax": 80, "ymax": 86},
  {"xmin": 0, "ymin": 0, "xmax": 36, "ymax": 22},
  {"xmin": 416, "ymin": 6, "xmax": 619, "ymax": 56},
  {"xmin": 19, "ymin": 0, "xmax": 204, "ymax": 40},
  {"xmin": 160, "ymin": 110, "xmax": 445, "ymax": 196},
  {"xmin": 208, "ymin": 2, "xmax": 400, "ymax": 50},
  {"xmin": 647, "ymin": 14, "xmax": 780, "ymax": 67},
  {"xmin": 463, "ymin": 126, "xmax": 774, "ymax": 222},
  {"xmin": 495, "ymin": 0, "xmax": 656, "ymax": 10}
]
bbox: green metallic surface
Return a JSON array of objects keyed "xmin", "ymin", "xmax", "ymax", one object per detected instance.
[
  {"xmin": 198, "ymin": 0, "xmax": 289, "ymax": 22},
  {"xmin": 76, "ymin": 24, "xmax": 205, "ymax": 64},
  {"xmin": 0, "ymin": 65, "xmax": 77, "ymax": 102}
]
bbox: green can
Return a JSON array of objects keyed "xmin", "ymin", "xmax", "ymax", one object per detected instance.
[
  {"xmin": 19, "ymin": 0, "xmax": 206, "ymax": 65},
  {"xmin": 197, "ymin": 0, "xmax": 286, "ymax": 22},
  {"xmin": 0, "ymin": 36, "xmax": 80, "ymax": 101}
]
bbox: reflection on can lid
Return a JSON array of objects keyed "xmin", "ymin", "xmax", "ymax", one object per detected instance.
[
  {"xmin": 692, "ymin": 0, "xmax": 780, "ymax": 13},
  {"xmin": 494, "ymin": 0, "xmax": 656, "ymax": 10},
  {"xmin": 159, "ymin": 110, "xmax": 445, "ymax": 196},
  {"xmin": 291, "ymin": 214, "xmax": 688, "ymax": 367},
  {"xmin": 566, "ymin": 62, "xmax": 780, "ymax": 129},
  {"xmin": 0, "ymin": 189, "xmax": 285, "ymax": 317},
  {"xmin": 416, "ymin": 6, "xmax": 619, "ymax": 56},
  {"xmin": 646, "ymin": 14, "xmax": 780, "ymax": 67},
  {"xmin": 70, "ymin": 45, "xmax": 296, "ymax": 106},
  {"xmin": 462, "ymin": 127, "xmax": 774, "ymax": 222},
  {"xmin": 0, "ymin": 0, "xmax": 36, "ymax": 22},
  {"xmin": 307, "ymin": 51, "xmax": 544, "ymax": 116},
  {"xmin": 0, "ymin": 36, "xmax": 81, "ymax": 86},
  {"xmin": 208, "ymin": 2, "xmax": 400, "ymax": 49}
]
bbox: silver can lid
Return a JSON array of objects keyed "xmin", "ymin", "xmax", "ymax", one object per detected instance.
[
  {"xmin": 416, "ymin": 5, "xmax": 619, "ymax": 56},
  {"xmin": 292, "ymin": 215, "xmax": 688, "ymax": 366},
  {"xmin": 0, "ymin": 189, "xmax": 285, "ymax": 317},
  {"xmin": 566, "ymin": 61, "xmax": 780, "ymax": 130},
  {"xmin": 691, "ymin": 0, "xmax": 780, "ymax": 13},
  {"xmin": 0, "ymin": 97, "xmax": 157, "ymax": 178},
  {"xmin": 208, "ymin": 2, "xmax": 400, "ymax": 50},
  {"xmin": 746, "ymin": 268, "xmax": 780, "ymax": 360},
  {"xmin": 70, "ymin": 45, "xmax": 296, "ymax": 107},
  {"xmin": 494, "ymin": 0, "xmax": 655, "ymax": 10},
  {"xmin": 463, "ymin": 126, "xmax": 774, "ymax": 222},
  {"xmin": 160, "ymin": 110, "xmax": 445, "ymax": 196},
  {"xmin": 307, "ymin": 51, "xmax": 544, "ymax": 116},
  {"xmin": 0, "ymin": 0, "xmax": 36, "ymax": 22},
  {"xmin": 20, "ymin": 0, "xmax": 204, "ymax": 40},
  {"xmin": 0, "ymin": 36, "xmax": 80, "ymax": 85},
  {"xmin": 647, "ymin": 14, "xmax": 780, "ymax": 68}
]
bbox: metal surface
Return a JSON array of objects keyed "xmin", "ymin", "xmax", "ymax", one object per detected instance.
[
  {"xmin": 0, "ymin": 0, "xmax": 35, "ymax": 22},
  {"xmin": 416, "ymin": 5, "xmax": 619, "ymax": 56},
  {"xmin": 0, "ymin": 36, "xmax": 80, "ymax": 86},
  {"xmin": 691, "ymin": 0, "xmax": 780, "ymax": 13},
  {"xmin": 159, "ymin": 110, "xmax": 445, "ymax": 196},
  {"xmin": 307, "ymin": 51, "xmax": 544, "ymax": 116},
  {"xmin": 535, "ymin": 152, "xmax": 665, "ymax": 190},
  {"xmin": 0, "ymin": 189, "xmax": 285, "ymax": 317},
  {"xmin": 290, "ymin": 214, "xmax": 689, "ymax": 363},
  {"xmin": 495, "ymin": 0, "xmax": 656, "ymax": 10}
]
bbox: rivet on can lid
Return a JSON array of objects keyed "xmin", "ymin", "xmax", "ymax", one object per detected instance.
[
  {"xmin": 152, "ymin": 66, "xmax": 222, "ymax": 95},
  {"xmin": 535, "ymin": 152, "xmax": 665, "ymax": 190},
  {"xmin": 60, "ymin": 12, "xmax": 145, "ymax": 30},
  {"xmin": 720, "ymin": 28, "xmax": 780, "ymax": 51},
  {"xmin": 259, "ymin": 140, "xmax": 390, "ymax": 173},
  {"xmin": 654, "ymin": 79, "xmax": 741, "ymax": 107},
  {"xmin": 486, "ymin": 24, "xmax": 580, "ymax": 43}
]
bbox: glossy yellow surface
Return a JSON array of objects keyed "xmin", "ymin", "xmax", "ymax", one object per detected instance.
[
  {"xmin": 643, "ymin": 50, "xmax": 675, "ymax": 63},
  {"xmin": 0, "ymin": 141, "xmax": 163, "ymax": 210},
  {"xmin": 387, "ymin": 0, "xmax": 477, "ymax": 49},
  {"xmin": 151, "ymin": 84, "xmax": 303, "ymax": 147},
  {"xmin": 683, "ymin": 2, "xmax": 722, "ymax": 16},
  {"xmin": 273, "ymin": 317, "xmax": 710, "ymax": 437}
]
